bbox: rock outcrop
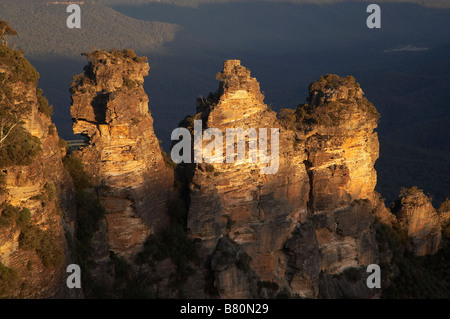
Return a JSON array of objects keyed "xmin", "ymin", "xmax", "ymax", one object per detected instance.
[
  {"xmin": 183, "ymin": 60, "xmax": 310, "ymax": 298},
  {"xmin": 70, "ymin": 49, "xmax": 174, "ymax": 261},
  {"xmin": 0, "ymin": 43, "xmax": 76, "ymax": 298},
  {"xmin": 3, "ymin": 47, "xmax": 447, "ymax": 298},
  {"xmin": 301, "ymin": 74, "xmax": 380, "ymax": 211},
  {"xmin": 283, "ymin": 74, "xmax": 382, "ymax": 298},
  {"xmin": 439, "ymin": 199, "xmax": 450, "ymax": 228},
  {"xmin": 395, "ymin": 187, "xmax": 441, "ymax": 256},
  {"xmin": 181, "ymin": 61, "xmax": 386, "ymax": 298}
]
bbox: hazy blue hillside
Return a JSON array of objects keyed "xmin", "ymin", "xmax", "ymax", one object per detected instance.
[
  {"xmin": 1, "ymin": 0, "xmax": 179, "ymax": 58},
  {"xmin": 0, "ymin": 0, "xmax": 179, "ymax": 138},
  {"xmin": 99, "ymin": 0, "xmax": 450, "ymax": 9}
]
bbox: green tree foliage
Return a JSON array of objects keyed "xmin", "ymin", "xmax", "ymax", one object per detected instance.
[
  {"xmin": 0, "ymin": 41, "xmax": 43, "ymax": 170},
  {"xmin": 0, "ymin": 262, "xmax": 18, "ymax": 297},
  {"xmin": 0, "ymin": 204, "xmax": 63, "ymax": 269},
  {"xmin": 374, "ymin": 217, "xmax": 450, "ymax": 298},
  {"xmin": 375, "ymin": 219, "xmax": 408, "ymax": 259},
  {"xmin": 63, "ymin": 154, "xmax": 106, "ymax": 297},
  {"xmin": 0, "ymin": 204, "xmax": 30, "ymax": 228},
  {"xmin": 19, "ymin": 223, "xmax": 64, "ymax": 269},
  {"xmin": 0, "ymin": 44, "xmax": 39, "ymax": 83},
  {"xmin": 69, "ymin": 189, "xmax": 105, "ymax": 297},
  {"xmin": 134, "ymin": 177, "xmax": 198, "ymax": 294},
  {"xmin": 57, "ymin": 138, "xmax": 67, "ymax": 152},
  {"xmin": 136, "ymin": 197, "xmax": 198, "ymax": 288},
  {"xmin": 0, "ymin": 20, "xmax": 17, "ymax": 46},
  {"xmin": 382, "ymin": 246, "xmax": 450, "ymax": 298},
  {"xmin": 62, "ymin": 154, "xmax": 92, "ymax": 189}
]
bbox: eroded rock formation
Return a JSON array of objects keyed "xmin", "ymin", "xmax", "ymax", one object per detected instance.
[
  {"xmin": 294, "ymin": 75, "xmax": 382, "ymax": 298},
  {"xmin": 3, "ymin": 47, "xmax": 447, "ymax": 298},
  {"xmin": 70, "ymin": 49, "xmax": 174, "ymax": 260},
  {"xmin": 0, "ymin": 44, "xmax": 76, "ymax": 298},
  {"xmin": 183, "ymin": 60, "xmax": 309, "ymax": 298},
  {"xmin": 395, "ymin": 187, "xmax": 442, "ymax": 256},
  {"xmin": 180, "ymin": 61, "xmax": 390, "ymax": 298}
]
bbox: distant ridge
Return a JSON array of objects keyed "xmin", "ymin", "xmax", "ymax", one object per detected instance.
[{"xmin": 99, "ymin": 0, "xmax": 450, "ymax": 9}]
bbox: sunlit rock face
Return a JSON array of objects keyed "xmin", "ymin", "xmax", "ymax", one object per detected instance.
[
  {"xmin": 302, "ymin": 74, "xmax": 380, "ymax": 212},
  {"xmin": 184, "ymin": 63, "xmax": 384, "ymax": 298},
  {"xmin": 0, "ymin": 45, "xmax": 76, "ymax": 298},
  {"xmin": 395, "ymin": 187, "xmax": 442, "ymax": 256},
  {"xmin": 185, "ymin": 60, "xmax": 310, "ymax": 298},
  {"xmin": 70, "ymin": 50, "xmax": 174, "ymax": 260}
]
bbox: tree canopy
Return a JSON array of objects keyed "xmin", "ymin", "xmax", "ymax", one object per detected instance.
[{"xmin": 0, "ymin": 20, "xmax": 17, "ymax": 45}]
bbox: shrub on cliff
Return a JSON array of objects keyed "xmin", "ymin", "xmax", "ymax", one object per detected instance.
[
  {"xmin": 136, "ymin": 196, "xmax": 197, "ymax": 289},
  {"xmin": 343, "ymin": 267, "xmax": 362, "ymax": 282},
  {"xmin": 0, "ymin": 262, "xmax": 18, "ymax": 297},
  {"xmin": 382, "ymin": 246, "xmax": 450, "ymax": 298},
  {"xmin": 19, "ymin": 224, "xmax": 64, "ymax": 269},
  {"xmin": 0, "ymin": 127, "xmax": 42, "ymax": 168},
  {"xmin": 374, "ymin": 219, "xmax": 407, "ymax": 262},
  {"xmin": 0, "ymin": 204, "xmax": 20, "ymax": 227},
  {"xmin": 64, "ymin": 155, "xmax": 104, "ymax": 296},
  {"xmin": 161, "ymin": 150, "xmax": 176, "ymax": 169},
  {"xmin": 122, "ymin": 77, "xmax": 138, "ymax": 89},
  {"xmin": 0, "ymin": 204, "xmax": 63, "ymax": 269},
  {"xmin": 36, "ymin": 88, "xmax": 53, "ymax": 117},
  {"xmin": 62, "ymin": 154, "xmax": 92, "ymax": 189},
  {"xmin": 0, "ymin": 44, "xmax": 44, "ymax": 169},
  {"xmin": 0, "ymin": 44, "xmax": 39, "ymax": 83},
  {"xmin": 0, "ymin": 172, "xmax": 6, "ymax": 195},
  {"xmin": 0, "ymin": 204, "xmax": 30, "ymax": 229},
  {"xmin": 87, "ymin": 48, "xmax": 148, "ymax": 64}
]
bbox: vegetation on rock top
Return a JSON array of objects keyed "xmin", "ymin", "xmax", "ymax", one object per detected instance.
[{"xmin": 0, "ymin": 204, "xmax": 64, "ymax": 270}]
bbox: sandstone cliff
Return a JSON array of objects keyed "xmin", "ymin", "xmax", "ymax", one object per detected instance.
[
  {"xmin": 0, "ymin": 43, "xmax": 76, "ymax": 298},
  {"xmin": 181, "ymin": 60, "xmax": 309, "ymax": 298},
  {"xmin": 69, "ymin": 49, "xmax": 174, "ymax": 291},
  {"xmin": 2, "ymin": 45, "xmax": 447, "ymax": 298},
  {"xmin": 180, "ymin": 61, "xmax": 390, "ymax": 298},
  {"xmin": 394, "ymin": 187, "xmax": 442, "ymax": 256},
  {"xmin": 439, "ymin": 199, "xmax": 450, "ymax": 230},
  {"xmin": 294, "ymin": 75, "xmax": 382, "ymax": 298}
]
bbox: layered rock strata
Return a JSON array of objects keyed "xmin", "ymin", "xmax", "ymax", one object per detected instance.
[
  {"xmin": 184, "ymin": 60, "xmax": 310, "ymax": 298},
  {"xmin": 0, "ymin": 44, "xmax": 76, "ymax": 298},
  {"xmin": 184, "ymin": 61, "xmax": 385, "ymax": 298},
  {"xmin": 395, "ymin": 187, "xmax": 441, "ymax": 256},
  {"xmin": 70, "ymin": 49, "xmax": 174, "ymax": 260},
  {"xmin": 297, "ymin": 75, "xmax": 382, "ymax": 297}
]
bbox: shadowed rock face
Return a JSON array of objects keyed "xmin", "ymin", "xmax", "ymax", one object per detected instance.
[
  {"xmin": 395, "ymin": 187, "xmax": 442, "ymax": 256},
  {"xmin": 70, "ymin": 50, "xmax": 174, "ymax": 261},
  {"xmin": 184, "ymin": 61, "xmax": 384, "ymax": 298}
]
